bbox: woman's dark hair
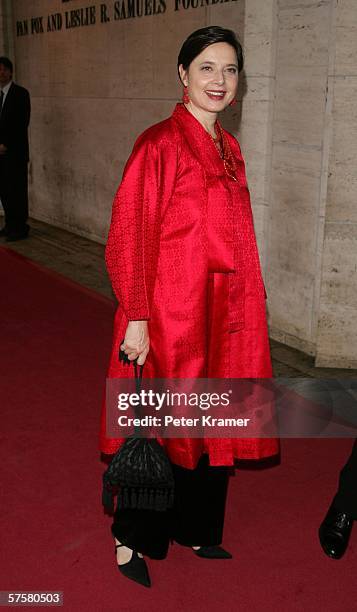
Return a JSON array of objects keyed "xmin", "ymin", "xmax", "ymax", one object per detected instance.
[
  {"xmin": 0, "ymin": 56, "xmax": 13, "ymax": 73},
  {"xmin": 177, "ymin": 26, "xmax": 244, "ymax": 79}
]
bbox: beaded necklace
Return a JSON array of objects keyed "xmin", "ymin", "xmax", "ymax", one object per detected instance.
[{"xmin": 211, "ymin": 123, "xmax": 237, "ymax": 182}]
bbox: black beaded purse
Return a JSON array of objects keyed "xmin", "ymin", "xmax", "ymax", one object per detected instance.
[{"xmin": 102, "ymin": 345, "xmax": 174, "ymax": 513}]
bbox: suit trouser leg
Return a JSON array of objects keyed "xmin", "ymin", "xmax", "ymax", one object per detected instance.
[
  {"xmin": 111, "ymin": 454, "xmax": 230, "ymax": 560},
  {"xmin": 0, "ymin": 159, "xmax": 29, "ymax": 234},
  {"xmin": 333, "ymin": 440, "xmax": 357, "ymax": 519},
  {"xmin": 171, "ymin": 454, "xmax": 230, "ymax": 547}
]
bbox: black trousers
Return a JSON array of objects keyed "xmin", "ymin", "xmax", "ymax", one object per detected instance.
[
  {"xmin": 0, "ymin": 157, "xmax": 29, "ymax": 235},
  {"xmin": 333, "ymin": 440, "xmax": 357, "ymax": 519},
  {"xmin": 112, "ymin": 454, "xmax": 230, "ymax": 559}
]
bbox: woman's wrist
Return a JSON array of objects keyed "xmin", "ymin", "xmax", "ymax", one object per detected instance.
[
  {"xmin": 129, "ymin": 319, "xmax": 148, "ymax": 323},
  {"xmin": 128, "ymin": 320, "xmax": 148, "ymax": 329}
]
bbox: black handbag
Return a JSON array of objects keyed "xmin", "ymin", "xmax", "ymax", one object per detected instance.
[{"xmin": 102, "ymin": 346, "xmax": 174, "ymax": 513}]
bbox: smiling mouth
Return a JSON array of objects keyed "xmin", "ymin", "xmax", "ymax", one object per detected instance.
[{"xmin": 205, "ymin": 90, "xmax": 226, "ymax": 100}]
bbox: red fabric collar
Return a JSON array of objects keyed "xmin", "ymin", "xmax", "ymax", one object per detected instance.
[{"xmin": 171, "ymin": 103, "xmax": 237, "ymax": 178}]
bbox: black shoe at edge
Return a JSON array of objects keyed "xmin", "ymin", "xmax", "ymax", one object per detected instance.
[{"xmin": 319, "ymin": 504, "xmax": 354, "ymax": 560}]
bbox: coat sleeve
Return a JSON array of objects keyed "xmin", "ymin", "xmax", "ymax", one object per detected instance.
[{"xmin": 105, "ymin": 132, "xmax": 178, "ymax": 320}]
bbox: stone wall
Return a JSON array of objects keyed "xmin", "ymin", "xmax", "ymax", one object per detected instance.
[
  {"xmin": 0, "ymin": 0, "xmax": 14, "ymax": 57},
  {"xmin": 3, "ymin": 0, "xmax": 357, "ymax": 367},
  {"xmin": 315, "ymin": 0, "xmax": 357, "ymax": 367},
  {"xmin": 265, "ymin": 0, "xmax": 357, "ymax": 368},
  {"xmin": 266, "ymin": 0, "xmax": 334, "ymax": 355}
]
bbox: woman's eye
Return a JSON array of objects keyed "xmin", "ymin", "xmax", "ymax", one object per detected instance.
[
  {"xmin": 201, "ymin": 66, "xmax": 212, "ymax": 71},
  {"xmin": 226, "ymin": 67, "xmax": 238, "ymax": 74}
]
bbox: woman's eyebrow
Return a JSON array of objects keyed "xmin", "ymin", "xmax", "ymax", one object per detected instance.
[{"xmin": 199, "ymin": 60, "xmax": 238, "ymax": 67}]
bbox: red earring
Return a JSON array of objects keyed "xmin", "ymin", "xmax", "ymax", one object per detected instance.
[
  {"xmin": 229, "ymin": 98, "xmax": 237, "ymax": 107},
  {"xmin": 182, "ymin": 86, "xmax": 189, "ymax": 104}
]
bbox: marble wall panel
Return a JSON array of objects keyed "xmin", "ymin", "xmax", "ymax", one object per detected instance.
[
  {"xmin": 248, "ymin": 203, "xmax": 270, "ymax": 270},
  {"xmin": 151, "ymin": 9, "xmax": 207, "ymax": 100},
  {"xmin": 276, "ymin": 2, "xmax": 331, "ymax": 69},
  {"xmin": 110, "ymin": 17, "xmax": 155, "ymax": 99},
  {"xmin": 29, "ymin": 97, "xmax": 174, "ymax": 241},
  {"xmin": 312, "ymin": 0, "xmax": 357, "ymax": 367},
  {"xmin": 269, "ymin": 144, "xmax": 323, "ymax": 258},
  {"xmin": 240, "ymin": 75, "xmax": 275, "ymax": 102},
  {"xmin": 0, "ymin": 0, "xmax": 14, "ymax": 57},
  {"xmin": 0, "ymin": 11, "xmax": 4, "ymax": 55},
  {"xmin": 205, "ymin": 0, "xmax": 245, "ymax": 41},
  {"xmin": 316, "ymin": 222, "xmax": 357, "ymax": 367},
  {"xmin": 278, "ymin": 0, "xmax": 330, "ymax": 8},
  {"xmin": 267, "ymin": 143, "xmax": 323, "ymax": 341},
  {"xmin": 239, "ymin": 0, "xmax": 276, "ymax": 77},
  {"xmin": 14, "ymin": 15, "xmax": 112, "ymax": 99},
  {"xmin": 325, "ymin": 76, "xmax": 357, "ymax": 224},
  {"xmin": 236, "ymin": 99, "xmax": 273, "ymax": 204},
  {"xmin": 334, "ymin": 0, "xmax": 357, "ymax": 76},
  {"xmin": 267, "ymin": 266, "xmax": 315, "ymax": 341},
  {"xmin": 334, "ymin": 28, "xmax": 357, "ymax": 77},
  {"xmin": 273, "ymin": 68, "xmax": 328, "ymax": 148},
  {"xmin": 266, "ymin": 0, "xmax": 333, "ymax": 351},
  {"xmin": 335, "ymin": 0, "xmax": 357, "ymax": 24}
]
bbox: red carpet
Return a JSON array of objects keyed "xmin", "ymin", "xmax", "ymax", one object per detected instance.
[{"xmin": 1, "ymin": 245, "xmax": 356, "ymax": 611}]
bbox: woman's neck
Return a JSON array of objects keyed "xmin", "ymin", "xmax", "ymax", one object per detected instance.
[{"xmin": 183, "ymin": 102, "xmax": 218, "ymax": 138}]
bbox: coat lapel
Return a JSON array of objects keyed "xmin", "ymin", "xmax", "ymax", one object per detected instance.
[
  {"xmin": 171, "ymin": 103, "xmax": 228, "ymax": 177},
  {"xmin": 0, "ymin": 82, "xmax": 14, "ymax": 120}
]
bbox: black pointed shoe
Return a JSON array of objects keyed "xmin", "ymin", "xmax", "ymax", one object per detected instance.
[
  {"xmin": 115, "ymin": 543, "xmax": 151, "ymax": 587},
  {"xmin": 319, "ymin": 505, "xmax": 354, "ymax": 560},
  {"xmin": 193, "ymin": 545, "xmax": 232, "ymax": 559}
]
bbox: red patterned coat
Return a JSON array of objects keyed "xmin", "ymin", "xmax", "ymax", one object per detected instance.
[{"xmin": 99, "ymin": 103, "xmax": 279, "ymax": 468}]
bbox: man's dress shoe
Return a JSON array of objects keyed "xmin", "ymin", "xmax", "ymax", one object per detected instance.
[{"xmin": 319, "ymin": 504, "xmax": 354, "ymax": 559}]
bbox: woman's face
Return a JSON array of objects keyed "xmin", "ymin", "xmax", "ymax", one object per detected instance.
[{"xmin": 179, "ymin": 42, "xmax": 239, "ymax": 114}]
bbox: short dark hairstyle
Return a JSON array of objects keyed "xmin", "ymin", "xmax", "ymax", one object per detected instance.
[
  {"xmin": 0, "ymin": 57, "xmax": 13, "ymax": 73},
  {"xmin": 177, "ymin": 26, "xmax": 244, "ymax": 80}
]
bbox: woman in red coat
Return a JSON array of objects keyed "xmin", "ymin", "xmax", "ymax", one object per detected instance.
[{"xmin": 101, "ymin": 26, "xmax": 279, "ymax": 587}]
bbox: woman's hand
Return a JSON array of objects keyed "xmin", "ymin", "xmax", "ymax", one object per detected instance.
[{"xmin": 121, "ymin": 320, "xmax": 150, "ymax": 366}]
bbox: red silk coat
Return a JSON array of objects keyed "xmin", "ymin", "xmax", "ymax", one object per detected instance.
[{"xmin": 100, "ymin": 103, "xmax": 279, "ymax": 468}]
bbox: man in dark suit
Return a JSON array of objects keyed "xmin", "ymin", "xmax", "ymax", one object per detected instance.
[
  {"xmin": 0, "ymin": 57, "xmax": 31, "ymax": 241},
  {"xmin": 319, "ymin": 440, "xmax": 357, "ymax": 559}
]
